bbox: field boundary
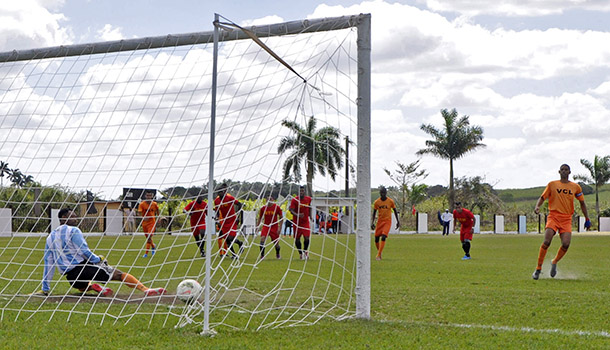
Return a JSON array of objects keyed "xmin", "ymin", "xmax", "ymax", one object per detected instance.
[{"xmin": 384, "ymin": 319, "xmax": 610, "ymax": 338}]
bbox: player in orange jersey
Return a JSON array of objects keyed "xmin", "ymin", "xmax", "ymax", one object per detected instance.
[
  {"xmin": 290, "ymin": 186, "xmax": 312, "ymax": 260},
  {"xmin": 184, "ymin": 195, "xmax": 208, "ymax": 258},
  {"xmin": 138, "ymin": 191, "xmax": 159, "ymax": 258},
  {"xmin": 453, "ymin": 202, "xmax": 475, "ymax": 260},
  {"xmin": 371, "ymin": 186, "xmax": 400, "ymax": 261},
  {"xmin": 257, "ymin": 193, "xmax": 283, "ymax": 260},
  {"xmin": 532, "ymin": 164, "xmax": 590, "ymax": 280}
]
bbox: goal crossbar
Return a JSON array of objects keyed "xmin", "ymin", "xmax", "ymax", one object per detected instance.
[{"xmin": 0, "ymin": 15, "xmax": 369, "ymax": 63}]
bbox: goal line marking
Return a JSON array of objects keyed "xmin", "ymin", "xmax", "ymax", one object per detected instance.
[{"xmin": 383, "ymin": 319, "xmax": 610, "ymax": 338}]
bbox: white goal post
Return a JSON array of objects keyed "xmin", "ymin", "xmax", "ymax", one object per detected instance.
[{"xmin": 0, "ymin": 13, "xmax": 371, "ymax": 332}]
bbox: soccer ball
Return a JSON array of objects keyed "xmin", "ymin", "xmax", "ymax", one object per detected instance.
[{"xmin": 176, "ymin": 279, "xmax": 202, "ymax": 303}]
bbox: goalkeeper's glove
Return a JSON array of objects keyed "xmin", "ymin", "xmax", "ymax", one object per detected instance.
[
  {"xmin": 30, "ymin": 290, "xmax": 48, "ymax": 296},
  {"xmin": 584, "ymin": 218, "xmax": 591, "ymax": 229}
]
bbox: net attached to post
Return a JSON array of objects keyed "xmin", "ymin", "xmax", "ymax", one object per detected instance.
[{"xmin": 0, "ymin": 14, "xmax": 369, "ymax": 331}]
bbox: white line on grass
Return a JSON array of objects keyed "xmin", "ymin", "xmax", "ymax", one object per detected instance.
[{"xmin": 385, "ymin": 320, "xmax": 610, "ymax": 338}]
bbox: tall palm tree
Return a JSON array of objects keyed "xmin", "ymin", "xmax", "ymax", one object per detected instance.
[
  {"xmin": 574, "ymin": 155, "xmax": 610, "ymax": 218},
  {"xmin": 8, "ymin": 168, "xmax": 23, "ymax": 187},
  {"xmin": 278, "ymin": 116, "xmax": 345, "ymax": 195},
  {"xmin": 0, "ymin": 161, "xmax": 9, "ymax": 187},
  {"xmin": 417, "ymin": 108, "xmax": 485, "ymax": 211}
]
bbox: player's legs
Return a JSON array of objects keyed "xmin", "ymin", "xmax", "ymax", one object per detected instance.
[
  {"xmin": 532, "ymin": 227, "xmax": 556, "ymax": 279},
  {"xmin": 294, "ymin": 229, "xmax": 303, "ymax": 258},
  {"xmin": 271, "ymin": 233, "xmax": 281, "ymax": 258},
  {"xmin": 66, "ymin": 264, "xmax": 113, "ymax": 296},
  {"xmin": 303, "ymin": 234, "xmax": 310, "ymax": 259},
  {"xmin": 142, "ymin": 221, "xmax": 156, "ymax": 257},
  {"xmin": 551, "ymin": 218, "xmax": 572, "ymax": 264},
  {"xmin": 376, "ymin": 234, "xmax": 387, "ymax": 260},
  {"xmin": 194, "ymin": 228, "xmax": 206, "ymax": 257},
  {"xmin": 260, "ymin": 233, "xmax": 267, "ymax": 258},
  {"xmin": 461, "ymin": 239, "xmax": 471, "ymax": 259},
  {"xmin": 550, "ymin": 231, "xmax": 571, "ymax": 277},
  {"xmin": 460, "ymin": 229, "xmax": 473, "ymax": 259},
  {"xmin": 375, "ymin": 221, "xmax": 391, "ymax": 259}
]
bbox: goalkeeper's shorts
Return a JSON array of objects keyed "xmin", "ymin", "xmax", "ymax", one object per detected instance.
[{"xmin": 65, "ymin": 262, "xmax": 115, "ymax": 290}]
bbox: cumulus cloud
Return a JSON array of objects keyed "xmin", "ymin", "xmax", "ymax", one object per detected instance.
[
  {"xmin": 2, "ymin": 0, "xmax": 610, "ymax": 193},
  {"xmin": 0, "ymin": 0, "xmax": 72, "ymax": 51},
  {"xmin": 418, "ymin": 0, "xmax": 610, "ymax": 17},
  {"xmin": 96, "ymin": 24, "xmax": 125, "ymax": 41}
]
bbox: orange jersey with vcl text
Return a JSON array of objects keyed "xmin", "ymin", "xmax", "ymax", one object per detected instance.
[
  {"xmin": 138, "ymin": 201, "xmax": 159, "ymax": 225},
  {"xmin": 541, "ymin": 180, "xmax": 584, "ymax": 216},
  {"xmin": 374, "ymin": 197, "xmax": 396, "ymax": 222}
]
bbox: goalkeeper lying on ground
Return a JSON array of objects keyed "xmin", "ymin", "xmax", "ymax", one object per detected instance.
[{"xmin": 33, "ymin": 208, "xmax": 166, "ymax": 297}]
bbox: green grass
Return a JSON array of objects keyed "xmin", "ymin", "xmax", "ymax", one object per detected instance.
[{"xmin": 1, "ymin": 233, "xmax": 610, "ymax": 349}]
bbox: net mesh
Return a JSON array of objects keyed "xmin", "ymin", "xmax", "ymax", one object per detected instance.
[{"xmin": 0, "ymin": 16, "xmax": 361, "ymax": 330}]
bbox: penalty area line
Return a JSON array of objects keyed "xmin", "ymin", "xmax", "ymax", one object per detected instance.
[{"xmin": 383, "ymin": 319, "xmax": 610, "ymax": 338}]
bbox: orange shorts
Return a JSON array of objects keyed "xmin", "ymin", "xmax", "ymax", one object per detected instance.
[
  {"xmin": 546, "ymin": 213, "xmax": 572, "ymax": 233},
  {"xmin": 375, "ymin": 220, "xmax": 392, "ymax": 237},
  {"xmin": 142, "ymin": 221, "xmax": 156, "ymax": 236}
]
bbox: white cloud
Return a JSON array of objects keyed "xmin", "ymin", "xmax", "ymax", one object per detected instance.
[
  {"xmin": 96, "ymin": 24, "xmax": 125, "ymax": 41},
  {"xmin": 240, "ymin": 15, "xmax": 285, "ymax": 27},
  {"xmin": 0, "ymin": 0, "xmax": 72, "ymax": 51},
  {"xmin": 418, "ymin": 0, "xmax": 610, "ymax": 17}
]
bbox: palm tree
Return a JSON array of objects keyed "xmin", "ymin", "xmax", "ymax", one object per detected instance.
[
  {"xmin": 574, "ymin": 155, "xmax": 610, "ymax": 218},
  {"xmin": 417, "ymin": 108, "xmax": 485, "ymax": 211},
  {"xmin": 278, "ymin": 116, "xmax": 345, "ymax": 195},
  {"xmin": 8, "ymin": 168, "xmax": 23, "ymax": 186},
  {"xmin": 0, "ymin": 161, "xmax": 9, "ymax": 187}
]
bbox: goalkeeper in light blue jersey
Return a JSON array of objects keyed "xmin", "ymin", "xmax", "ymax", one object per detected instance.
[{"xmin": 34, "ymin": 208, "xmax": 166, "ymax": 297}]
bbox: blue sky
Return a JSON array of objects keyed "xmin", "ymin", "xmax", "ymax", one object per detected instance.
[{"xmin": 2, "ymin": 0, "xmax": 610, "ymax": 192}]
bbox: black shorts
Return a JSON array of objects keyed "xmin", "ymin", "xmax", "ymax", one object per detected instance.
[{"xmin": 65, "ymin": 263, "xmax": 115, "ymax": 290}]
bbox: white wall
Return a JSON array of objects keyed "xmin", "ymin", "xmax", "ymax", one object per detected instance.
[
  {"xmin": 416, "ymin": 213, "xmax": 428, "ymax": 233},
  {"xmin": 105, "ymin": 209, "xmax": 123, "ymax": 235},
  {"xmin": 0, "ymin": 208, "xmax": 11, "ymax": 236},
  {"xmin": 494, "ymin": 215, "xmax": 505, "ymax": 234}
]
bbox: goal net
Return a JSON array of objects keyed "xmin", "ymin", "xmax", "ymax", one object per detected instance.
[{"xmin": 0, "ymin": 14, "xmax": 371, "ymax": 332}]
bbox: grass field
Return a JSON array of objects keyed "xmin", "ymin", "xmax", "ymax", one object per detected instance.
[{"xmin": 1, "ymin": 233, "xmax": 610, "ymax": 349}]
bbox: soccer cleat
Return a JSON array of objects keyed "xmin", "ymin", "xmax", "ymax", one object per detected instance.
[
  {"xmin": 276, "ymin": 254, "xmax": 281, "ymax": 259},
  {"xmin": 259, "ymin": 255, "xmax": 265, "ymax": 261},
  {"xmin": 461, "ymin": 255, "xmax": 471, "ymax": 260},
  {"xmin": 142, "ymin": 254, "xmax": 148, "ymax": 258},
  {"xmin": 304, "ymin": 251, "xmax": 309, "ymax": 260},
  {"xmin": 100, "ymin": 287, "xmax": 113, "ymax": 297},
  {"xmin": 145, "ymin": 287, "xmax": 167, "ymax": 297},
  {"xmin": 200, "ymin": 251, "xmax": 206, "ymax": 258},
  {"xmin": 299, "ymin": 253, "xmax": 303, "ymax": 260},
  {"xmin": 532, "ymin": 269, "xmax": 541, "ymax": 280},
  {"xmin": 375, "ymin": 256, "xmax": 381, "ymax": 261},
  {"xmin": 88, "ymin": 283, "xmax": 104, "ymax": 293},
  {"xmin": 151, "ymin": 246, "xmax": 156, "ymax": 256},
  {"xmin": 550, "ymin": 263, "xmax": 557, "ymax": 278}
]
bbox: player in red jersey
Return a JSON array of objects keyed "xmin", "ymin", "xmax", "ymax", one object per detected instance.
[
  {"xmin": 183, "ymin": 195, "xmax": 208, "ymax": 258},
  {"xmin": 214, "ymin": 184, "xmax": 243, "ymax": 258},
  {"xmin": 257, "ymin": 193, "xmax": 283, "ymax": 260},
  {"xmin": 532, "ymin": 164, "xmax": 590, "ymax": 280},
  {"xmin": 289, "ymin": 186, "xmax": 312, "ymax": 259},
  {"xmin": 453, "ymin": 201, "xmax": 475, "ymax": 260}
]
